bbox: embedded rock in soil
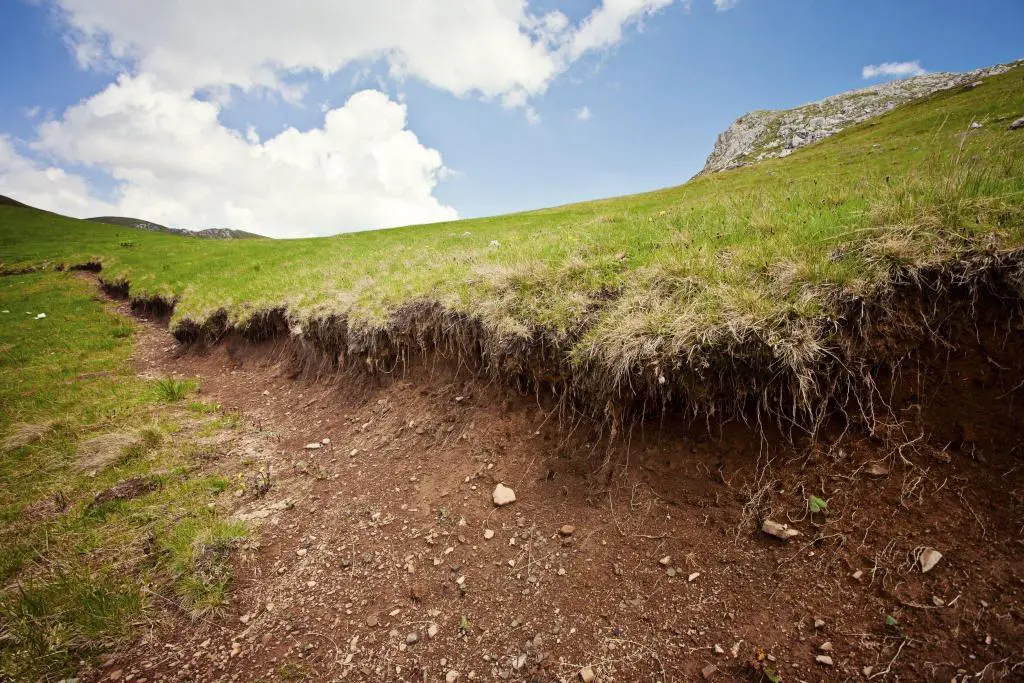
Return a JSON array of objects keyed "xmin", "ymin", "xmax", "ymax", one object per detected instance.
[
  {"xmin": 761, "ymin": 519, "xmax": 800, "ymax": 540},
  {"xmin": 816, "ymin": 655, "xmax": 834, "ymax": 666},
  {"xmin": 559, "ymin": 524, "xmax": 576, "ymax": 536},
  {"xmin": 919, "ymin": 547, "xmax": 943, "ymax": 573},
  {"xmin": 1009, "ymin": 115, "xmax": 1024, "ymax": 130},
  {"xmin": 579, "ymin": 666, "xmax": 596, "ymax": 682},
  {"xmin": 492, "ymin": 483, "xmax": 516, "ymax": 506},
  {"xmin": 701, "ymin": 664, "xmax": 719, "ymax": 680}
]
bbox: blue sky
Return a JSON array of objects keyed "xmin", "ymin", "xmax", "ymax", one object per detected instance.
[{"xmin": 0, "ymin": 0, "xmax": 1021, "ymax": 236}]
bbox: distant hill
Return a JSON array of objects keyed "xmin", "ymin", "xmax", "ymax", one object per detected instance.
[
  {"xmin": 0, "ymin": 194, "xmax": 34, "ymax": 209},
  {"xmin": 0, "ymin": 195, "xmax": 264, "ymax": 239},
  {"xmin": 86, "ymin": 216, "xmax": 263, "ymax": 240}
]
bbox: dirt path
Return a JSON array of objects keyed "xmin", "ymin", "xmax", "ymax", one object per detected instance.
[{"xmin": 85, "ymin": 303, "xmax": 1024, "ymax": 682}]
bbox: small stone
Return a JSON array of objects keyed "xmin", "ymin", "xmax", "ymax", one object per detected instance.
[
  {"xmin": 304, "ymin": 442, "xmax": 322, "ymax": 450},
  {"xmin": 864, "ymin": 462, "xmax": 890, "ymax": 477},
  {"xmin": 659, "ymin": 556, "xmax": 671, "ymax": 566},
  {"xmin": 239, "ymin": 614, "xmax": 250, "ymax": 624},
  {"xmin": 427, "ymin": 623, "xmax": 439, "ymax": 638},
  {"xmin": 405, "ymin": 632, "xmax": 419, "ymax": 646},
  {"xmin": 296, "ymin": 548, "xmax": 307, "ymax": 557},
  {"xmin": 484, "ymin": 529, "xmax": 495, "ymax": 540},
  {"xmin": 446, "ymin": 671, "xmax": 460, "ymax": 683},
  {"xmin": 109, "ymin": 671, "xmax": 123, "ymax": 681},
  {"xmin": 919, "ymin": 547, "xmax": 943, "ymax": 573},
  {"xmin": 492, "ymin": 484, "xmax": 516, "ymax": 507},
  {"xmin": 713, "ymin": 644, "xmax": 725, "ymax": 655},
  {"xmin": 321, "ymin": 437, "xmax": 331, "ymax": 445},
  {"xmin": 666, "ymin": 567, "xmax": 676, "ymax": 578},
  {"xmin": 559, "ymin": 525, "xmax": 576, "ymax": 536},
  {"xmin": 863, "ymin": 666, "xmax": 874, "ymax": 677},
  {"xmin": 970, "ymin": 121, "xmax": 983, "ymax": 129},
  {"xmin": 579, "ymin": 666, "xmax": 596, "ymax": 682},
  {"xmin": 852, "ymin": 570, "xmax": 863, "ymax": 580},
  {"xmin": 701, "ymin": 664, "xmax": 718, "ymax": 680},
  {"xmin": 819, "ymin": 642, "xmax": 833, "ymax": 652},
  {"xmin": 815, "ymin": 655, "xmax": 834, "ymax": 666},
  {"xmin": 366, "ymin": 615, "xmax": 378, "ymax": 627},
  {"xmin": 688, "ymin": 572, "xmax": 700, "ymax": 582},
  {"xmin": 1010, "ymin": 116, "xmax": 1024, "ymax": 131},
  {"xmin": 761, "ymin": 520, "xmax": 800, "ymax": 540}
]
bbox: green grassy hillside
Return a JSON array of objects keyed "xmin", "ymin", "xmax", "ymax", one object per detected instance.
[{"xmin": 3, "ymin": 64, "xmax": 1024, "ymax": 416}]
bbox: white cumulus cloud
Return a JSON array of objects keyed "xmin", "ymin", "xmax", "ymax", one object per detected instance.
[
  {"xmin": 27, "ymin": 76, "xmax": 457, "ymax": 237},
  {"xmin": 862, "ymin": 60, "xmax": 927, "ymax": 80},
  {"xmin": 576, "ymin": 105, "xmax": 592, "ymax": 120},
  {"xmin": 53, "ymin": 0, "xmax": 679, "ymax": 103},
  {"xmin": 0, "ymin": 136, "xmax": 114, "ymax": 217},
  {"xmin": 3, "ymin": 1, "xmax": 734, "ymax": 235},
  {"xmin": 713, "ymin": 0, "xmax": 739, "ymax": 10}
]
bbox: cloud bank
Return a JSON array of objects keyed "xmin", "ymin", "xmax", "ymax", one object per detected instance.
[{"xmin": 2, "ymin": 1, "xmax": 724, "ymax": 236}]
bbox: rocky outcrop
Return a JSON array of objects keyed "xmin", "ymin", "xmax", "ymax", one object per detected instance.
[{"xmin": 699, "ymin": 61, "xmax": 1020, "ymax": 175}]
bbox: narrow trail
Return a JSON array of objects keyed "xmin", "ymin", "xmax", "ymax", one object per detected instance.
[{"xmin": 87, "ymin": 292, "xmax": 1024, "ymax": 682}]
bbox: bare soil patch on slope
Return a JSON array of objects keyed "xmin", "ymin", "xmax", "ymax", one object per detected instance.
[{"xmin": 82, "ymin": 300, "xmax": 1024, "ymax": 683}]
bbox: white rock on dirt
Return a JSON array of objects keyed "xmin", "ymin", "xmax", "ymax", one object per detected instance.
[
  {"xmin": 304, "ymin": 442, "xmax": 322, "ymax": 450},
  {"xmin": 484, "ymin": 529, "xmax": 495, "ymax": 540},
  {"xmin": 659, "ymin": 555, "xmax": 672, "ymax": 566},
  {"xmin": 688, "ymin": 572, "xmax": 701, "ymax": 582},
  {"xmin": 579, "ymin": 666, "xmax": 596, "ymax": 682},
  {"xmin": 427, "ymin": 623, "xmax": 439, "ymax": 638},
  {"xmin": 761, "ymin": 520, "xmax": 800, "ymax": 540},
  {"xmin": 445, "ymin": 671, "xmax": 460, "ymax": 683},
  {"xmin": 1010, "ymin": 115, "xmax": 1024, "ymax": 130},
  {"xmin": 492, "ymin": 483, "xmax": 516, "ymax": 506},
  {"xmin": 815, "ymin": 654, "xmax": 834, "ymax": 666},
  {"xmin": 919, "ymin": 547, "xmax": 943, "ymax": 573}
]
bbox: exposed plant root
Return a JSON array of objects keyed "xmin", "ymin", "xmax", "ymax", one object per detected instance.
[{"xmin": 86, "ymin": 247, "xmax": 1024, "ymax": 441}]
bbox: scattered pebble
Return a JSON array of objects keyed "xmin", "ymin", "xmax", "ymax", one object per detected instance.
[
  {"xmin": 427, "ymin": 623, "xmax": 439, "ymax": 638},
  {"xmin": 304, "ymin": 442, "xmax": 322, "ymax": 450},
  {"xmin": 819, "ymin": 642, "xmax": 833, "ymax": 652},
  {"xmin": 659, "ymin": 555, "xmax": 671, "ymax": 566},
  {"xmin": 559, "ymin": 524, "xmax": 576, "ymax": 536},
  {"xmin": 813, "ymin": 618, "xmax": 825, "ymax": 629},
  {"xmin": 492, "ymin": 483, "xmax": 516, "ymax": 507},
  {"xmin": 761, "ymin": 520, "xmax": 800, "ymax": 540},
  {"xmin": 446, "ymin": 671, "xmax": 460, "ymax": 683},
  {"xmin": 701, "ymin": 664, "xmax": 719, "ymax": 680},
  {"xmin": 815, "ymin": 655, "xmax": 834, "ymax": 666},
  {"xmin": 484, "ymin": 529, "xmax": 495, "ymax": 540},
  {"xmin": 688, "ymin": 572, "xmax": 700, "ymax": 582},
  {"xmin": 579, "ymin": 665, "xmax": 596, "ymax": 682},
  {"xmin": 405, "ymin": 632, "xmax": 419, "ymax": 646}
]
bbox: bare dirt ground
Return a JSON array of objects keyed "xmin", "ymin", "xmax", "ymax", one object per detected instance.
[{"xmin": 83, "ymin": 302, "xmax": 1024, "ymax": 683}]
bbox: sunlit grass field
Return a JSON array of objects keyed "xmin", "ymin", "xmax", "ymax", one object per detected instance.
[{"xmin": 3, "ymin": 65, "xmax": 1023, "ymax": 386}]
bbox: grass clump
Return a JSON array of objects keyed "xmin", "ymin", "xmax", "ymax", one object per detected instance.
[{"xmin": 154, "ymin": 376, "xmax": 195, "ymax": 402}]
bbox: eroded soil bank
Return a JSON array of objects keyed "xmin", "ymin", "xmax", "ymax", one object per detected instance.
[{"xmin": 84, "ymin": 296, "xmax": 1024, "ymax": 682}]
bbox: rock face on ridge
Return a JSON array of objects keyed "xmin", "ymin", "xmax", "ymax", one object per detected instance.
[{"xmin": 699, "ymin": 61, "xmax": 1020, "ymax": 175}]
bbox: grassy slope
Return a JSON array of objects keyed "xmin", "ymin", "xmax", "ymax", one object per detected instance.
[
  {"xmin": 0, "ymin": 273, "xmax": 246, "ymax": 679},
  {"xmin": 2, "ymin": 65, "xmax": 1023, "ymax": 403}
]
